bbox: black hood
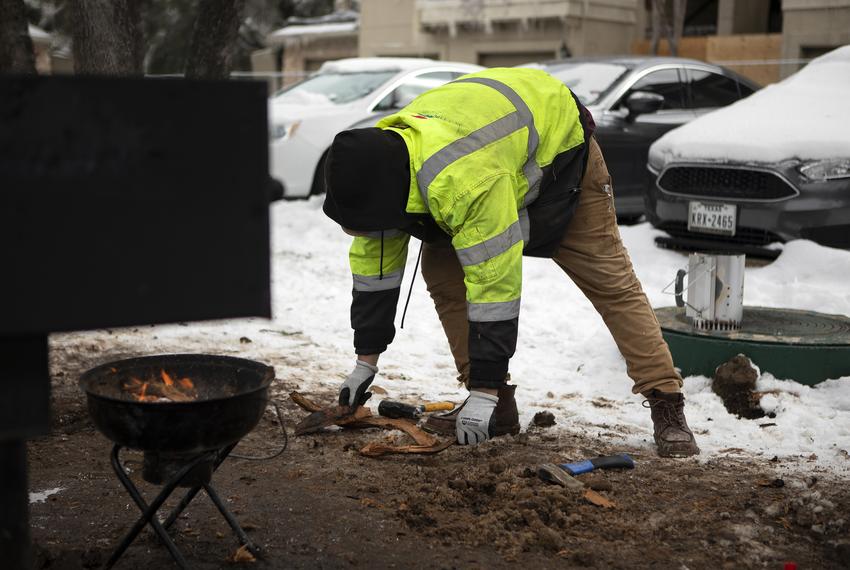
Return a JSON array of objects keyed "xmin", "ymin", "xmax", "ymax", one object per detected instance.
[{"xmin": 322, "ymin": 127, "xmax": 412, "ymax": 232}]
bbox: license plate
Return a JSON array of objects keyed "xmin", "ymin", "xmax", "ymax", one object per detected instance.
[{"xmin": 688, "ymin": 201, "xmax": 736, "ymax": 236}]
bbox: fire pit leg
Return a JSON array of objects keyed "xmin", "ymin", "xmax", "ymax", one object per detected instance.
[
  {"xmin": 161, "ymin": 444, "xmax": 261, "ymax": 558},
  {"xmin": 160, "ymin": 444, "xmax": 236, "ymax": 530},
  {"xmin": 107, "ymin": 445, "xmax": 215, "ymax": 569},
  {"xmin": 203, "ymin": 482, "xmax": 262, "ymax": 557},
  {"xmin": 107, "ymin": 443, "xmax": 262, "ymax": 568}
]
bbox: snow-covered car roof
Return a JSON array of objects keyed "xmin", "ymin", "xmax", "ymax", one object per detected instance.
[
  {"xmin": 649, "ymin": 45, "xmax": 850, "ymax": 167},
  {"xmin": 268, "ymin": 22, "xmax": 358, "ymax": 39},
  {"xmin": 317, "ymin": 57, "xmax": 443, "ymax": 74}
]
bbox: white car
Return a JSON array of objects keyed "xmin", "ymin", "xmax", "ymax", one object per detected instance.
[{"xmin": 269, "ymin": 58, "xmax": 483, "ymax": 198}]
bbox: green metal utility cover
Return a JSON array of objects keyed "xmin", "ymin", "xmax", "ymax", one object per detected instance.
[{"xmin": 655, "ymin": 306, "xmax": 850, "ymax": 385}]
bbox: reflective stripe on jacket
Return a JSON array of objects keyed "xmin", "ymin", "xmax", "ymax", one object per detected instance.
[{"xmin": 348, "ymin": 68, "xmax": 589, "ymax": 383}]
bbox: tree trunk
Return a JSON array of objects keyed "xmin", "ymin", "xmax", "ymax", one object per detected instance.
[
  {"xmin": 650, "ymin": 0, "xmax": 662, "ymax": 55},
  {"xmin": 71, "ymin": 0, "xmax": 144, "ymax": 75},
  {"xmin": 0, "ymin": 0, "xmax": 36, "ymax": 74},
  {"xmin": 670, "ymin": 0, "xmax": 686, "ymax": 58},
  {"xmin": 185, "ymin": 0, "xmax": 246, "ymax": 80}
]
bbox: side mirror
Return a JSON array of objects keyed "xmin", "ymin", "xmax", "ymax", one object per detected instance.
[{"xmin": 625, "ymin": 91, "xmax": 665, "ymax": 121}]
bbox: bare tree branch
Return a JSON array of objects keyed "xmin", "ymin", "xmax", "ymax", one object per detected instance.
[{"xmin": 0, "ymin": 0, "xmax": 37, "ymax": 74}]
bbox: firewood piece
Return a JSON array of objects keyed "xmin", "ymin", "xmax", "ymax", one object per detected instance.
[
  {"xmin": 141, "ymin": 382, "xmax": 195, "ymax": 403},
  {"xmin": 289, "ymin": 391, "xmax": 323, "ymax": 413},
  {"xmin": 352, "ymin": 417, "xmax": 437, "ymax": 447},
  {"xmin": 583, "ymin": 488, "xmax": 616, "ymax": 509},
  {"xmin": 290, "ymin": 392, "xmax": 438, "ymax": 445},
  {"xmin": 360, "ymin": 440, "xmax": 455, "ymax": 457},
  {"xmin": 294, "ymin": 405, "xmax": 371, "ymax": 436}
]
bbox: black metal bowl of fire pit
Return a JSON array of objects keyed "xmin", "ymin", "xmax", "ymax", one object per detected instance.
[{"xmin": 79, "ymin": 354, "xmax": 274, "ymax": 453}]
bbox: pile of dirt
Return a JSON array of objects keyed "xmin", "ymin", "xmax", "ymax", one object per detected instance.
[
  {"xmin": 713, "ymin": 354, "xmax": 766, "ymax": 419},
  {"xmin": 393, "ymin": 454, "xmax": 598, "ymax": 558}
]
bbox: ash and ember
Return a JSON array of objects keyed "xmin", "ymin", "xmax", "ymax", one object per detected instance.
[{"xmin": 121, "ymin": 369, "xmax": 197, "ymax": 403}]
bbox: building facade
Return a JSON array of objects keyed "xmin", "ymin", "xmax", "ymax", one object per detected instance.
[
  {"xmin": 632, "ymin": 0, "xmax": 850, "ymax": 81},
  {"xmin": 781, "ymin": 0, "xmax": 850, "ymax": 61},
  {"xmin": 261, "ymin": 0, "xmax": 850, "ymax": 86},
  {"xmin": 359, "ymin": 0, "xmax": 641, "ymax": 66}
]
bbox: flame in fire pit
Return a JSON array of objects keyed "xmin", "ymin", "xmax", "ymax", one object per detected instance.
[{"xmin": 122, "ymin": 369, "xmax": 198, "ymax": 403}]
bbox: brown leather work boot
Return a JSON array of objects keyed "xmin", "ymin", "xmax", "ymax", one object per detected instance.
[
  {"xmin": 423, "ymin": 384, "xmax": 520, "ymax": 437},
  {"xmin": 643, "ymin": 390, "xmax": 700, "ymax": 458}
]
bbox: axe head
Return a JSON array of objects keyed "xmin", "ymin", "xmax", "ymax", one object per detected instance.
[{"xmin": 537, "ymin": 463, "xmax": 585, "ymax": 491}]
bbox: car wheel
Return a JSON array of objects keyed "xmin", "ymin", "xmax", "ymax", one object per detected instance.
[{"xmin": 310, "ymin": 152, "xmax": 328, "ymax": 196}]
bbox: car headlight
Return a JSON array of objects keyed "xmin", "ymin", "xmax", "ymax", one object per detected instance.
[
  {"xmin": 270, "ymin": 120, "xmax": 301, "ymax": 141},
  {"xmin": 798, "ymin": 158, "xmax": 850, "ymax": 182}
]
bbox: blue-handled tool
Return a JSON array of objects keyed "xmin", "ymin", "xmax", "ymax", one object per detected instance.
[{"xmin": 559, "ymin": 454, "xmax": 635, "ymax": 475}]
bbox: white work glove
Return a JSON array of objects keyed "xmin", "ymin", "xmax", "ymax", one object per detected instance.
[
  {"xmin": 456, "ymin": 391, "xmax": 499, "ymax": 445},
  {"xmin": 339, "ymin": 360, "xmax": 378, "ymax": 407}
]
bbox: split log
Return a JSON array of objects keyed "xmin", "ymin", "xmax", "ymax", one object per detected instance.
[
  {"xmin": 360, "ymin": 440, "xmax": 455, "ymax": 458},
  {"xmin": 289, "ymin": 391, "xmax": 323, "ymax": 413},
  {"xmin": 289, "ymin": 391, "xmax": 450, "ymax": 455}
]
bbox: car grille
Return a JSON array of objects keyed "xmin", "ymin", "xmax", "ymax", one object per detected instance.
[
  {"xmin": 658, "ymin": 166, "xmax": 799, "ymax": 201},
  {"xmin": 657, "ymin": 221, "xmax": 783, "ymax": 246}
]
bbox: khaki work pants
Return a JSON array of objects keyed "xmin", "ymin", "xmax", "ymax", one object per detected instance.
[{"xmin": 420, "ymin": 138, "xmax": 683, "ymax": 395}]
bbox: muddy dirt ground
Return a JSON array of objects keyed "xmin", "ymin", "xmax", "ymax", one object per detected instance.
[{"xmin": 28, "ymin": 342, "xmax": 850, "ymax": 570}]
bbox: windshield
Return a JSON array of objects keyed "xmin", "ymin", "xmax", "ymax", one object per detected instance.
[
  {"xmin": 544, "ymin": 62, "xmax": 630, "ymax": 105},
  {"xmin": 273, "ymin": 71, "xmax": 397, "ymax": 105}
]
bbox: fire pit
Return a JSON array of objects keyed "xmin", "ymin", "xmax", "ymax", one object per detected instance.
[{"xmin": 79, "ymin": 354, "xmax": 275, "ymax": 569}]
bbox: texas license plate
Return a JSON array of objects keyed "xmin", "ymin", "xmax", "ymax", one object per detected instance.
[{"xmin": 688, "ymin": 201, "xmax": 736, "ymax": 236}]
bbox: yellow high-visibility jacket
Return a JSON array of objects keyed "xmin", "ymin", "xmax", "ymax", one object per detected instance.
[{"xmin": 348, "ymin": 68, "xmax": 592, "ymax": 387}]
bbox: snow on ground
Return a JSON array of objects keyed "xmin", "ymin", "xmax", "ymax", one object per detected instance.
[
  {"xmin": 55, "ymin": 198, "xmax": 850, "ymax": 473},
  {"xmin": 29, "ymin": 487, "xmax": 64, "ymax": 504}
]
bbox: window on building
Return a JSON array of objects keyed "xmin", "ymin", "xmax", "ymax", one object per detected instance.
[
  {"xmin": 477, "ymin": 52, "xmax": 556, "ymax": 68},
  {"xmin": 801, "ymin": 46, "xmax": 839, "ymax": 59}
]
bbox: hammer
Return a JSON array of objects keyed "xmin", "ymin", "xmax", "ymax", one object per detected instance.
[{"xmin": 378, "ymin": 399, "xmax": 455, "ymax": 420}]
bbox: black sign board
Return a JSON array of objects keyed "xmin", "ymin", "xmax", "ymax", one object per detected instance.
[{"xmin": 0, "ymin": 75, "xmax": 272, "ymax": 334}]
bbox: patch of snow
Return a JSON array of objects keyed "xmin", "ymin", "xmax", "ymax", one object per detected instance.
[
  {"xmin": 29, "ymin": 487, "xmax": 64, "ymax": 504},
  {"xmin": 268, "ymin": 21, "xmax": 358, "ymax": 39},
  {"xmin": 650, "ymin": 45, "xmax": 850, "ymax": 168},
  {"xmin": 53, "ymin": 199, "xmax": 850, "ymax": 474}
]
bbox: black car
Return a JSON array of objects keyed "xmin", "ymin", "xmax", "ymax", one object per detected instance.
[
  {"xmin": 646, "ymin": 46, "xmax": 850, "ymax": 257},
  {"xmin": 528, "ymin": 56, "xmax": 759, "ymax": 220}
]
